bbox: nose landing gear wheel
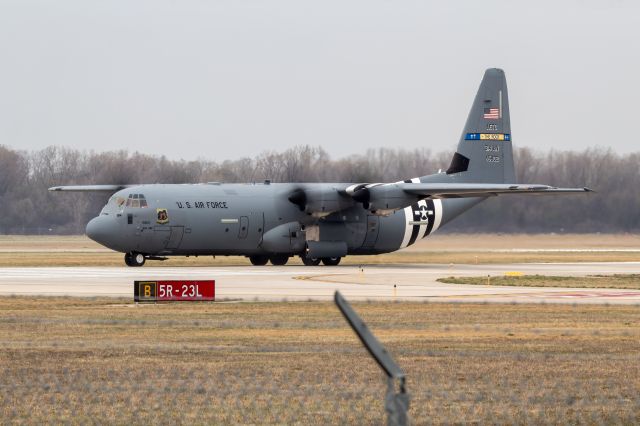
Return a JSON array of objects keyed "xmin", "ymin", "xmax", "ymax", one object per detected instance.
[
  {"xmin": 269, "ymin": 255, "xmax": 289, "ymax": 266},
  {"xmin": 301, "ymin": 256, "xmax": 321, "ymax": 266},
  {"xmin": 249, "ymin": 255, "xmax": 269, "ymax": 266},
  {"xmin": 125, "ymin": 252, "xmax": 146, "ymax": 267},
  {"xmin": 321, "ymin": 257, "xmax": 341, "ymax": 266}
]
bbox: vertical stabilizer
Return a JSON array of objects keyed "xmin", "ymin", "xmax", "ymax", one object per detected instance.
[{"xmin": 446, "ymin": 68, "xmax": 516, "ymax": 183}]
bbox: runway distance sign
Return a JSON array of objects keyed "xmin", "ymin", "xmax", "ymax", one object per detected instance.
[{"xmin": 134, "ymin": 280, "xmax": 215, "ymax": 303}]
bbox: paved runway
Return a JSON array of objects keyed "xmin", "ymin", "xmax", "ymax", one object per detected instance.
[{"xmin": 1, "ymin": 262, "xmax": 639, "ymax": 304}]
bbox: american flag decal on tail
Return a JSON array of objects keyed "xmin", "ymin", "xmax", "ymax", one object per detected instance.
[{"xmin": 483, "ymin": 108, "xmax": 499, "ymax": 119}]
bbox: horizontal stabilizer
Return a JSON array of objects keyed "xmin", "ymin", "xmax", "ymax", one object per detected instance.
[
  {"xmin": 48, "ymin": 185, "xmax": 132, "ymax": 192},
  {"xmin": 401, "ymin": 183, "xmax": 592, "ymax": 198}
]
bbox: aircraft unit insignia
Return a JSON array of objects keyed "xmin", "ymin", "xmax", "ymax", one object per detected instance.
[
  {"xmin": 465, "ymin": 133, "xmax": 511, "ymax": 141},
  {"xmin": 156, "ymin": 208, "xmax": 169, "ymax": 224}
]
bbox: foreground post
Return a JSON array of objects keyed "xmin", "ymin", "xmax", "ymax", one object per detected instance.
[{"xmin": 334, "ymin": 291, "xmax": 410, "ymax": 426}]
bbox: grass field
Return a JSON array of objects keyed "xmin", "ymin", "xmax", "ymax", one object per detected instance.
[
  {"xmin": 438, "ymin": 274, "xmax": 640, "ymax": 290},
  {"xmin": 1, "ymin": 297, "xmax": 639, "ymax": 424},
  {"xmin": 0, "ymin": 234, "xmax": 639, "ymax": 266}
]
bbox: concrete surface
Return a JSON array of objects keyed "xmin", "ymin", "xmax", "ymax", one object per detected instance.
[{"xmin": 1, "ymin": 263, "xmax": 640, "ymax": 304}]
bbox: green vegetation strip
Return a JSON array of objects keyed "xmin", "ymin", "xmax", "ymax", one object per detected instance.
[{"xmin": 437, "ymin": 274, "xmax": 640, "ymax": 289}]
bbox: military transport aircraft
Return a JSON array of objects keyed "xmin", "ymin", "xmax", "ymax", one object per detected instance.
[{"xmin": 50, "ymin": 69, "xmax": 590, "ymax": 267}]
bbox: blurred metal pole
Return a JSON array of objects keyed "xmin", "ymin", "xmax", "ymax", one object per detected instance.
[{"xmin": 334, "ymin": 291, "xmax": 410, "ymax": 426}]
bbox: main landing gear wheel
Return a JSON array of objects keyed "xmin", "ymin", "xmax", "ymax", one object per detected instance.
[
  {"xmin": 249, "ymin": 255, "xmax": 269, "ymax": 266},
  {"xmin": 125, "ymin": 252, "xmax": 146, "ymax": 267},
  {"xmin": 300, "ymin": 256, "xmax": 321, "ymax": 266},
  {"xmin": 321, "ymin": 257, "xmax": 341, "ymax": 266},
  {"xmin": 269, "ymin": 255, "xmax": 289, "ymax": 266}
]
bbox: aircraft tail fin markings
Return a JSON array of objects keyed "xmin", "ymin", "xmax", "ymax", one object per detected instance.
[{"xmin": 447, "ymin": 68, "xmax": 516, "ymax": 184}]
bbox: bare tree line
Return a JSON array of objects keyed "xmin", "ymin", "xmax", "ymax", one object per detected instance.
[{"xmin": 0, "ymin": 144, "xmax": 637, "ymax": 234}]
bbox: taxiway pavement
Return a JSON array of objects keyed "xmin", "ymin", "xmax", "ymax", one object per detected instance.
[{"xmin": 0, "ymin": 263, "xmax": 639, "ymax": 304}]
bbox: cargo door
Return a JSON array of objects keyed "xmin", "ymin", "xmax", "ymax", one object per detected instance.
[{"xmin": 361, "ymin": 216, "xmax": 380, "ymax": 248}]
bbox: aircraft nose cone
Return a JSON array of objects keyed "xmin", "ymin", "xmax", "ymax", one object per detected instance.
[{"xmin": 86, "ymin": 216, "xmax": 111, "ymax": 245}]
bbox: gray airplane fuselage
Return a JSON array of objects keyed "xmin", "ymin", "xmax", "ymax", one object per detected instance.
[
  {"xmin": 87, "ymin": 181, "xmax": 479, "ymax": 258},
  {"xmin": 69, "ymin": 69, "xmax": 590, "ymax": 266}
]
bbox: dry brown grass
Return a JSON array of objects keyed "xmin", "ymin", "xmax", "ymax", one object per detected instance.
[
  {"xmin": 2, "ymin": 250, "xmax": 640, "ymax": 267},
  {"xmin": 3, "ymin": 233, "xmax": 640, "ymax": 251},
  {"xmin": 438, "ymin": 274, "xmax": 640, "ymax": 290},
  {"xmin": 1, "ymin": 297, "xmax": 639, "ymax": 423},
  {"xmin": 1, "ymin": 234, "xmax": 639, "ymax": 266}
]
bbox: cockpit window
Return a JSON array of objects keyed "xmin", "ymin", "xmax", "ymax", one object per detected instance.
[
  {"xmin": 108, "ymin": 196, "xmax": 126, "ymax": 208},
  {"xmin": 125, "ymin": 194, "xmax": 148, "ymax": 208},
  {"xmin": 101, "ymin": 196, "xmax": 126, "ymax": 215}
]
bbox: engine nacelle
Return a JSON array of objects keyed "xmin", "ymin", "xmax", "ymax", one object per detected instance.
[
  {"xmin": 350, "ymin": 184, "xmax": 420, "ymax": 216},
  {"xmin": 289, "ymin": 187, "xmax": 354, "ymax": 217}
]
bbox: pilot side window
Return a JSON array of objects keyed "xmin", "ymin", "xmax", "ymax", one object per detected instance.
[
  {"xmin": 125, "ymin": 194, "xmax": 148, "ymax": 208},
  {"xmin": 102, "ymin": 196, "xmax": 127, "ymax": 215}
]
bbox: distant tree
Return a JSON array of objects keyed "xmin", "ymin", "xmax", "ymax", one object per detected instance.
[{"xmin": 0, "ymin": 144, "xmax": 638, "ymax": 234}]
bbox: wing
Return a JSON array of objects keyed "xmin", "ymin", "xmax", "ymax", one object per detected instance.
[
  {"xmin": 288, "ymin": 182, "xmax": 592, "ymax": 216},
  {"xmin": 400, "ymin": 183, "xmax": 593, "ymax": 198},
  {"xmin": 340, "ymin": 182, "xmax": 592, "ymax": 215},
  {"xmin": 48, "ymin": 185, "xmax": 132, "ymax": 192}
]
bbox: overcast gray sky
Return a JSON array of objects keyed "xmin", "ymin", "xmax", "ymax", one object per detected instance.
[{"xmin": 1, "ymin": 0, "xmax": 638, "ymax": 161}]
